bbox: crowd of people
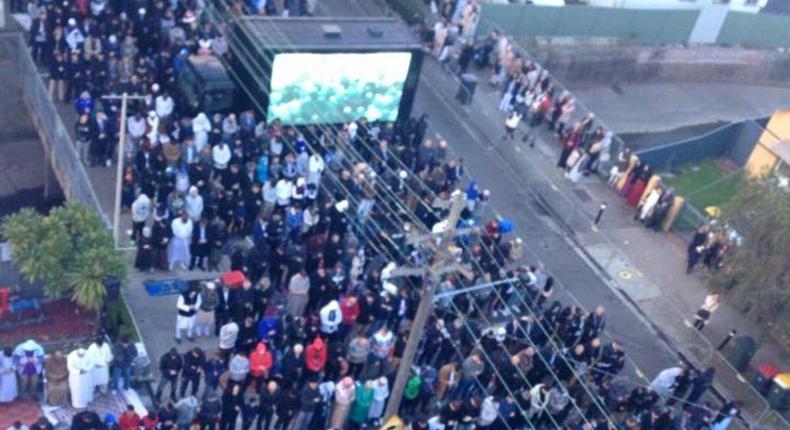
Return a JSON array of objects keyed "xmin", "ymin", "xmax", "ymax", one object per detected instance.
[{"xmin": 0, "ymin": 0, "xmax": 744, "ymax": 429}]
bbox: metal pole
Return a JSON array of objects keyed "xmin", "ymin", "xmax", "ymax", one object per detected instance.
[
  {"xmin": 385, "ymin": 191, "xmax": 466, "ymax": 418},
  {"xmin": 594, "ymin": 203, "xmax": 607, "ymax": 225},
  {"xmin": 717, "ymin": 329, "xmax": 737, "ymax": 351},
  {"xmin": 384, "ymin": 277, "xmax": 436, "ymax": 418},
  {"xmin": 112, "ymin": 93, "xmax": 128, "ymax": 249}
]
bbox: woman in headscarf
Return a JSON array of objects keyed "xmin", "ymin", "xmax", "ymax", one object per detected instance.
[
  {"xmin": 134, "ymin": 226, "xmax": 154, "ymax": 271},
  {"xmin": 185, "ymin": 185, "xmax": 204, "ymax": 221},
  {"xmin": 43, "ymin": 349, "xmax": 69, "ymax": 406}
]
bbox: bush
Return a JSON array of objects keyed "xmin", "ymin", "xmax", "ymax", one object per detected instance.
[{"xmin": 103, "ymin": 301, "xmax": 140, "ymax": 342}]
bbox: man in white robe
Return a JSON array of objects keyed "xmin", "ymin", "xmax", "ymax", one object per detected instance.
[
  {"xmin": 86, "ymin": 338, "xmax": 113, "ymax": 393},
  {"xmin": 176, "ymin": 286, "xmax": 202, "ymax": 342},
  {"xmin": 67, "ymin": 348, "xmax": 95, "ymax": 408},
  {"xmin": 168, "ymin": 212, "xmax": 193, "ymax": 270}
]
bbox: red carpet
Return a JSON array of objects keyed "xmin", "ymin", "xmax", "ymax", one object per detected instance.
[{"xmin": 0, "ymin": 399, "xmax": 42, "ymax": 427}]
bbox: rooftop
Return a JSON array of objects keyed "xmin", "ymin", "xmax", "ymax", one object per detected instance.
[{"xmin": 236, "ymin": 16, "xmax": 421, "ymax": 51}]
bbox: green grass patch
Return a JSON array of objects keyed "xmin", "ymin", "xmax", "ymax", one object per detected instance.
[{"xmin": 663, "ymin": 159, "xmax": 743, "ymax": 210}]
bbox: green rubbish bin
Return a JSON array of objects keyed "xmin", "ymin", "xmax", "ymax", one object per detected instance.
[
  {"xmin": 767, "ymin": 373, "xmax": 790, "ymax": 411},
  {"xmin": 722, "ymin": 336, "xmax": 758, "ymax": 372}
]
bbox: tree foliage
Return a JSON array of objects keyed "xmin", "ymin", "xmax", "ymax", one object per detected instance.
[
  {"xmin": 1, "ymin": 203, "xmax": 127, "ymax": 311},
  {"xmin": 709, "ymin": 176, "xmax": 790, "ymax": 342}
]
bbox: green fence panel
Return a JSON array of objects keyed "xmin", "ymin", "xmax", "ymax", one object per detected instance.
[
  {"xmin": 518, "ymin": 6, "xmax": 564, "ymax": 37},
  {"xmin": 554, "ymin": 6, "xmax": 598, "ymax": 37},
  {"xmin": 717, "ymin": 12, "xmax": 760, "ymax": 45},
  {"xmin": 588, "ymin": 8, "xmax": 637, "ymax": 39},
  {"xmin": 629, "ymin": 10, "xmax": 667, "ymax": 43},
  {"xmin": 655, "ymin": 10, "xmax": 699, "ymax": 44},
  {"xmin": 748, "ymin": 13, "xmax": 790, "ymax": 48},
  {"xmin": 478, "ymin": 4, "xmax": 697, "ymax": 44},
  {"xmin": 716, "ymin": 12, "xmax": 790, "ymax": 48}
]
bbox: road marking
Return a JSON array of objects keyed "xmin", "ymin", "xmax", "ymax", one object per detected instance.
[
  {"xmin": 591, "ymin": 225, "xmax": 598, "ymax": 233},
  {"xmin": 635, "ymin": 367, "xmax": 646, "ymax": 380},
  {"xmin": 550, "ymin": 183, "xmax": 558, "ymax": 191},
  {"xmin": 618, "ymin": 271, "xmax": 632, "ymax": 279},
  {"xmin": 683, "ymin": 319, "xmax": 692, "ymax": 328},
  {"xmin": 736, "ymin": 373, "xmax": 747, "ymax": 383},
  {"xmin": 515, "ymin": 145, "xmax": 522, "ymax": 152}
]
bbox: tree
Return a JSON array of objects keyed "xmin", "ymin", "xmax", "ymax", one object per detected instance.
[
  {"xmin": 709, "ymin": 176, "xmax": 790, "ymax": 344},
  {"xmin": 1, "ymin": 202, "xmax": 127, "ymax": 312},
  {"xmin": 1, "ymin": 208, "xmax": 70, "ymax": 297}
]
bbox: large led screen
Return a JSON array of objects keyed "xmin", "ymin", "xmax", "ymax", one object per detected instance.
[{"xmin": 267, "ymin": 52, "xmax": 413, "ymax": 125}]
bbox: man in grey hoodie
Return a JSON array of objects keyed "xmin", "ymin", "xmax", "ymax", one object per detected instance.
[{"xmin": 175, "ymin": 395, "xmax": 199, "ymax": 430}]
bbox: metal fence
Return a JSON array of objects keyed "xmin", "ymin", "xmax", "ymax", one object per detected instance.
[
  {"xmin": 0, "ymin": 33, "xmax": 109, "ymax": 227},
  {"xmin": 634, "ymin": 118, "xmax": 767, "ymax": 173},
  {"xmin": 477, "ymin": 3, "xmax": 699, "ymax": 45}
]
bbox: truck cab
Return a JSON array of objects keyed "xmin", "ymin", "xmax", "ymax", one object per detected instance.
[{"xmin": 176, "ymin": 55, "xmax": 237, "ymax": 116}]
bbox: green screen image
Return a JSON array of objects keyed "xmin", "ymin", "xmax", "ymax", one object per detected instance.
[{"xmin": 267, "ymin": 52, "xmax": 413, "ymax": 125}]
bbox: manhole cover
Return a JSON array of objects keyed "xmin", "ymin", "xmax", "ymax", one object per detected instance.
[{"xmin": 619, "ymin": 271, "xmax": 632, "ymax": 279}]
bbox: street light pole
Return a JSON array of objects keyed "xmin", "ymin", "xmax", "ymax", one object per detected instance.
[{"xmin": 101, "ymin": 92, "xmax": 144, "ymax": 249}]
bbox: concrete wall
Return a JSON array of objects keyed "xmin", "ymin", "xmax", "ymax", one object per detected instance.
[{"xmin": 519, "ymin": 40, "xmax": 790, "ymax": 89}]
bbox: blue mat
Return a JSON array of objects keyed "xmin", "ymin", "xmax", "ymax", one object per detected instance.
[{"xmin": 143, "ymin": 279, "xmax": 190, "ymax": 297}]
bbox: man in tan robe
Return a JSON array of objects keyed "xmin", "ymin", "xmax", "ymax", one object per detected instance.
[{"xmin": 44, "ymin": 350, "xmax": 69, "ymax": 406}]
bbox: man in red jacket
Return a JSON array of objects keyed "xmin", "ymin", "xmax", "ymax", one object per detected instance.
[
  {"xmin": 339, "ymin": 294, "xmax": 360, "ymax": 341},
  {"xmin": 249, "ymin": 341, "xmax": 273, "ymax": 392},
  {"xmin": 304, "ymin": 336, "xmax": 327, "ymax": 377},
  {"xmin": 118, "ymin": 405, "xmax": 141, "ymax": 430}
]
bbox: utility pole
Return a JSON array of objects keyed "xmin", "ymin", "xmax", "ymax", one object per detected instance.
[
  {"xmin": 101, "ymin": 93, "xmax": 145, "ymax": 249},
  {"xmin": 384, "ymin": 189, "xmax": 475, "ymax": 418}
]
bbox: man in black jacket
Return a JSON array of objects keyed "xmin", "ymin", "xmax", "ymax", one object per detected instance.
[
  {"xmin": 29, "ymin": 10, "xmax": 50, "ymax": 64},
  {"xmin": 112, "ymin": 336, "xmax": 138, "ymax": 392},
  {"xmin": 292, "ymin": 379, "xmax": 321, "ymax": 430},
  {"xmin": 155, "ymin": 347, "xmax": 182, "ymax": 404},
  {"xmin": 215, "ymin": 283, "xmax": 235, "ymax": 336},
  {"xmin": 189, "ymin": 217, "xmax": 210, "ymax": 271},
  {"xmin": 198, "ymin": 390, "xmax": 222, "ymax": 430},
  {"xmin": 180, "ymin": 346, "xmax": 205, "ymax": 398},
  {"xmin": 257, "ymin": 380, "xmax": 281, "ymax": 430}
]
